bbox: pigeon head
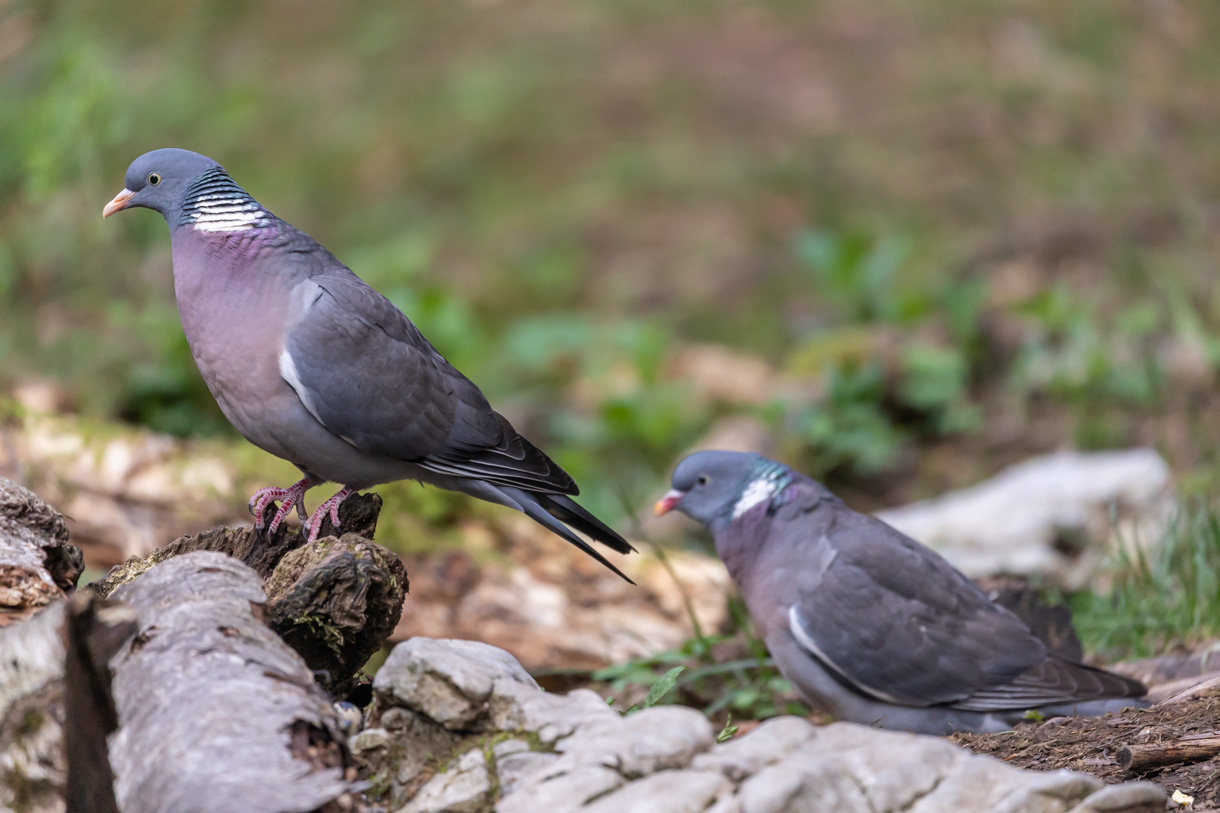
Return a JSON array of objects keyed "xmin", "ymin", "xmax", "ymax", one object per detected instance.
[
  {"xmin": 656, "ymin": 450, "xmax": 792, "ymax": 529},
  {"xmin": 102, "ymin": 148, "xmax": 223, "ymax": 220}
]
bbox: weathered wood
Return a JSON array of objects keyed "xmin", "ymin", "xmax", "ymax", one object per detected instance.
[
  {"xmin": 1116, "ymin": 733, "xmax": 1220, "ymax": 772},
  {"xmin": 87, "ymin": 493, "xmax": 404, "ymax": 693},
  {"xmin": 0, "ymin": 479, "xmax": 82, "ymax": 812},
  {"xmin": 0, "ymin": 477, "xmax": 83, "ymax": 626},
  {"xmin": 0, "ymin": 602, "xmax": 67, "ymax": 813},
  {"xmin": 107, "ymin": 551, "xmax": 358, "ymax": 813},
  {"xmin": 62, "ymin": 592, "xmax": 138, "ymax": 813},
  {"xmin": 265, "ymin": 533, "xmax": 407, "ymax": 695}
]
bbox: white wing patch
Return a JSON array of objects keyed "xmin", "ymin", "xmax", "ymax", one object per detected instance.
[
  {"xmin": 279, "ymin": 348, "xmax": 326, "ymax": 427},
  {"xmin": 732, "ymin": 476, "xmax": 774, "ymax": 519}
]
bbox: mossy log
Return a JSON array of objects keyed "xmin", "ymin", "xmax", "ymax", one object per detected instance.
[{"xmin": 88, "ymin": 492, "xmax": 407, "ymax": 694}]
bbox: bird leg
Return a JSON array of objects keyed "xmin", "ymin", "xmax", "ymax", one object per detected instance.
[
  {"xmin": 248, "ymin": 478, "xmax": 313, "ymax": 532},
  {"xmin": 303, "ymin": 487, "xmax": 354, "ymax": 542}
]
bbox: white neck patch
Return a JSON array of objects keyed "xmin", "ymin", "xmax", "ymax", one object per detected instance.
[
  {"xmin": 732, "ymin": 476, "xmax": 776, "ymax": 519},
  {"xmin": 182, "ymin": 169, "xmax": 270, "ymax": 233},
  {"xmin": 190, "ymin": 200, "xmax": 268, "ymax": 233}
]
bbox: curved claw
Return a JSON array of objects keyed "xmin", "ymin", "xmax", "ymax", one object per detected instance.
[
  {"xmin": 304, "ymin": 487, "xmax": 354, "ymax": 542},
  {"xmin": 248, "ymin": 478, "xmax": 314, "ymax": 532}
]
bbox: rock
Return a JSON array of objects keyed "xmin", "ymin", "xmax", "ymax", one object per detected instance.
[
  {"xmin": 495, "ymin": 767, "xmax": 625, "ymax": 813},
  {"xmin": 402, "ymin": 748, "xmax": 491, "ymax": 813},
  {"xmin": 551, "ymin": 705, "xmax": 715, "ymax": 777},
  {"xmin": 489, "ymin": 682, "xmax": 618, "ymax": 745},
  {"xmin": 494, "ymin": 750, "xmax": 558, "ymax": 796},
  {"xmin": 374, "ymin": 638, "xmax": 539, "ymax": 729},
  {"xmin": 581, "ymin": 769, "xmax": 731, "ymax": 813},
  {"xmin": 691, "ymin": 716, "xmax": 817, "ymax": 781},
  {"xmin": 1065, "ymin": 782, "xmax": 1166, "ymax": 813},
  {"xmin": 350, "ymin": 727, "xmax": 390, "ymax": 754},
  {"xmin": 366, "ymin": 638, "xmax": 1165, "ymax": 813},
  {"xmin": 876, "ymin": 449, "xmax": 1173, "ymax": 584}
]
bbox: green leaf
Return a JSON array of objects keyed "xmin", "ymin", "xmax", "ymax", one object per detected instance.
[
  {"xmin": 639, "ymin": 666, "xmax": 686, "ymax": 710},
  {"xmin": 715, "ymin": 714, "xmax": 739, "ymax": 743}
]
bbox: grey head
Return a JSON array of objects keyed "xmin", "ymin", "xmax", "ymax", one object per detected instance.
[
  {"xmin": 656, "ymin": 450, "xmax": 794, "ymax": 531},
  {"xmin": 102, "ymin": 148, "xmax": 249, "ymax": 228}
]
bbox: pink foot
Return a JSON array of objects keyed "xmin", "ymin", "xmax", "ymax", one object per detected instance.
[
  {"xmin": 248, "ymin": 478, "xmax": 313, "ymax": 533},
  {"xmin": 303, "ymin": 487, "xmax": 354, "ymax": 542}
]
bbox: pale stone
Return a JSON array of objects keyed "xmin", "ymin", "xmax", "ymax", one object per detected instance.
[
  {"xmin": 495, "ymin": 766, "xmax": 624, "ymax": 813},
  {"xmin": 494, "ymin": 750, "xmax": 559, "ymax": 796},
  {"xmin": 691, "ymin": 716, "xmax": 817, "ymax": 781},
  {"xmin": 489, "ymin": 681, "xmax": 617, "ymax": 744},
  {"xmin": 581, "ymin": 769, "xmax": 731, "ymax": 813},
  {"xmin": 552, "ymin": 705, "xmax": 715, "ymax": 777},
  {"xmin": 401, "ymin": 749, "xmax": 490, "ymax": 813},
  {"xmin": 375, "ymin": 638, "xmax": 538, "ymax": 729},
  {"xmin": 349, "ymin": 727, "xmax": 389, "ymax": 755}
]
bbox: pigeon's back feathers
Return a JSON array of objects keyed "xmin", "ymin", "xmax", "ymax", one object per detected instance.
[{"xmin": 282, "ymin": 273, "xmax": 579, "ymax": 495}]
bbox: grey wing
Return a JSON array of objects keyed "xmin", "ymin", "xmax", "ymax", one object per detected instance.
[
  {"xmin": 281, "ymin": 273, "xmax": 576, "ymax": 493},
  {"xmin": 786, "ymin": 519, "xmax": 1047, "ymax": 708}
]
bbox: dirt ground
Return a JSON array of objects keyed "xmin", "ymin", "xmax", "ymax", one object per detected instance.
[{"xmin": 952, "ymin": 690, "xmax": 1220, "ymax": 810}]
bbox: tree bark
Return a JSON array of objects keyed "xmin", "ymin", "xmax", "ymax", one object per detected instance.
[
  {"xmin": 62, "ymin": 592, "xmax": 138, "ymax": 813},
  {"xmin": 0, "ymin": 477, "xmax": 82, "ymax": 626},
  {"xmin": 88, "ymin": 493, "xmax": 407, "ymax": 695},
  {"xmin": 0, "ymin": 477, "xmax": 84, "ymax": 812},
  {"xmin": 107, "ymin": 551, "xmax": 359, "ymax": 813},
  {"xmin": 1116, "ymin": 733, "xmax": 1220, "ymax": 772}
]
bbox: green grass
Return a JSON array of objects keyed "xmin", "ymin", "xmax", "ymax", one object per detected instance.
[
  {"xmin": 1072, "ymin": 500, "xmax": 1220, "ymax": 661},
  {"xmin": 592, "ymin": 595, "xmax": 807, "ymax": 724}
]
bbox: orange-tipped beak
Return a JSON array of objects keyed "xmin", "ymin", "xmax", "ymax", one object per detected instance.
[
  {"xmin": 102, "ymin": 188, "xmax": 135, "ymax": 218},
  {"xmin": 654, "ymin": 489, "xmax": 685, "ymax": 516}
]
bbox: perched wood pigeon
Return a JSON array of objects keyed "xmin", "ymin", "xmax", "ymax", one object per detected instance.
[
  {"xmin": 103, "ymin": 148, "xmax": 634, "ymax": 581},
  {"xmin": 656, "ymin": 450, "xmax": 1146, "ymax": 734}
]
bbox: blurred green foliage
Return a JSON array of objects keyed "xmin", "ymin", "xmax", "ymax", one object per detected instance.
[{"xmin": 4, "ymin": 0, "xmax": 1220, "ymax": 526}]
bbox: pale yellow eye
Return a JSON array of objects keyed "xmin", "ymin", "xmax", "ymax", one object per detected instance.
[{"xmin": 147, "ymin": 172, "xmax": 162, "ymax": 186}]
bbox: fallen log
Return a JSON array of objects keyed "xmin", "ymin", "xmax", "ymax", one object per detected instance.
[
  {"xmin": 0, "ymin": 477, "xmax": 84, "ymax": 812},
  {"xmin": 0, "ymin": 602, "xmax": 68, "ymax": 813},
  {"xmin": 107, "ymin": 551, "xmax": 359, "ymax": 813},
  {"xmin": 0, "ymin": 476, "xmax": 82, "ymax": 626},
  {"xmin": 62, "ymin": 591, "xmax": 138, "ymax": 813},
  {"xmin": 89, "ymin": 493, "xmax": 406, "ymax": 695},
  {"xmin": 1116, "ymin": 733, "xmax": 1220, "ymax": 772}
]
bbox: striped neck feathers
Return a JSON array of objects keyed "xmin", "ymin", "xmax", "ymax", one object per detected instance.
[
  {"xmin": 731, "ymin": 458, "xmax": 795, "ymax": 520},
  {"xmin": 181, "ymin": 167, "xmax": 272, "ymax": 234}
]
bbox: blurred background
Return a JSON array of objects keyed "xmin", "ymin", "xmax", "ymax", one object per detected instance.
[{"xmin": 3, "ymin": 0, "xmax": 1220, "ymax": 709}]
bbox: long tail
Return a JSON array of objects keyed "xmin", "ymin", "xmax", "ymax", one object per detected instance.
[{"xmin": 501, "ymin": 487, "xmax": 636, "ymax": 584}]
